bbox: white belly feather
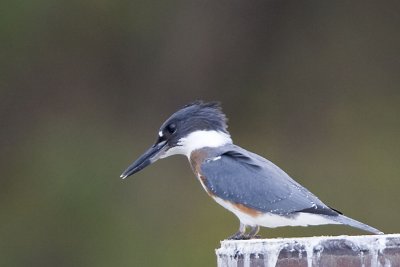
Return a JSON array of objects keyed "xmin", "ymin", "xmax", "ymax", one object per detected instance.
[{"xmin": 212, "ymin": 196, "xmax": 340, "ymax": 228}]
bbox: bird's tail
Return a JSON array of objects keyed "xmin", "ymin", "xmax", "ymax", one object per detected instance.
[{"xmin": 328, "ymin": 214, "xmax": 383, "ymax": 235}]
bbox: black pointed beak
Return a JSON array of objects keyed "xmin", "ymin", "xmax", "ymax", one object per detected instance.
[{"xmin": 120, "ymin": 140, "xmax": 167, "ymax": 179}]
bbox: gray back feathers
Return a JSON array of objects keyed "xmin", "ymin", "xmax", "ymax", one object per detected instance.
[{"xmin": 200, "ymin": 144, "xmax": 339, "ymax": 216}]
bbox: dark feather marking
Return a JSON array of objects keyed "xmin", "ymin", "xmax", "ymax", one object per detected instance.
[
  {"xmin": 329, "ymin": 206, "xmax": 343, "ymax": 215},
  {"xmin": 298, "ymin": 206, "xmax": 339, "ymax": 216}
]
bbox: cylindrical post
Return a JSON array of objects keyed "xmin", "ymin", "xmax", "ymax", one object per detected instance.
[{"xmin": 216, "ymin": 234, "xmax": 400, "ymax": 267}]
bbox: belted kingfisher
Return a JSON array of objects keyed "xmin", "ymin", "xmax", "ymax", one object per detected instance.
[{"xmin": 120, "ymin": 101, "xmax": 383, "ymax": 239}]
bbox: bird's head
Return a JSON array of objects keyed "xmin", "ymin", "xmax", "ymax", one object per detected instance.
[{"xmin": 120, "ymin": 101, "xmax": 232, "ymax": 179}]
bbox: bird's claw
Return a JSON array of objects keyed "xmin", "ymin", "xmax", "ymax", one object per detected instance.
[{"xmin": 227, "ymin": 233, "xmax": 262, "ymax": 240}]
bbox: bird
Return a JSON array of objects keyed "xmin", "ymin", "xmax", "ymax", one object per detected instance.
[{"xmin": 120, "ymin": 101, "xmax": 383, "ymax": 239}]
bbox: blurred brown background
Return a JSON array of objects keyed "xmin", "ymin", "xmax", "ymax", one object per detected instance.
[{"xmin": 1, "ymin": 1, "xmax": 399, "ymax": 266}]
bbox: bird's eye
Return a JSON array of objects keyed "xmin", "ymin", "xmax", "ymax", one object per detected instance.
[{"xmin": 166, "ymin": 123, "xmax": 177, "ymax": 134}]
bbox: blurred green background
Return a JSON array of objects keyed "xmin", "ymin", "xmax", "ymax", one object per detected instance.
[{"xmin": 1, "ymin": 1, "xmax": 399, "ymax": 266}]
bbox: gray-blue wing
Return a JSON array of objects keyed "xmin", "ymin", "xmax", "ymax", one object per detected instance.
[{"xmin": 200, "ymin": 146, "xmax": 338, "ymax": 216}]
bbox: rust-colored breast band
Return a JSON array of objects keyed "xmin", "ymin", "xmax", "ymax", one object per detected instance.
[
  {"xmin": 189, "ymin": 149, "xmax": 208, "ymax": 174},
  {"xmin": 232, "ymin": 203, "xmax": 262, "ymax": 217}
]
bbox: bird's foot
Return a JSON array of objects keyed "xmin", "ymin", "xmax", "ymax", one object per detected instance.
[
  {"xmin": 241, "ymin": 234, "xmax": 262, "ymax": 240},
  {"xmin": 227, "ymin": 232, "xmax": 263, "ymax": 240},
  {"xmin": 226, "ymin": 234, "xmax": 262, "ymax": 240},
  {"xmin": 227, "ymin": 231, "xmax": 249, "ymax": 240},
  {"xmin": 244, "ymin": 225, "xmax": 261, "ymax": 239},
  {"xmin": 226, "ymin": 224, "xmax": 261, "ymax": 240}
]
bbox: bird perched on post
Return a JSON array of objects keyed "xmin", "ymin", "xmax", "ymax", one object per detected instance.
[{"xmin": 120, "ymin": 101, "xmax": 383, "ymax": 239}]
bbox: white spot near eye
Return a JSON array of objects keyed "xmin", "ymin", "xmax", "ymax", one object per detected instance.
[{"xmin": 158, "ymin": 131, "xmax": 163, "ymax": 137}]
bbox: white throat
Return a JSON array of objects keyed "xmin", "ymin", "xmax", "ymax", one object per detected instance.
[{"xmin": 161, "ymin": 130, "xmax": 232, "ymax": 158}]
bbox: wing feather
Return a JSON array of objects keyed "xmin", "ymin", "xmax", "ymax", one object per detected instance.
[{"xmin": 200, "ymin": 145, "xmax": 338, "ymax": 216}]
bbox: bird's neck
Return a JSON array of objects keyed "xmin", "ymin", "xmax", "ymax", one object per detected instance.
[
  {"xmin": 161, "ymin": 130, "xmax": 232, "ymax": 158},
  {"xmin": 179, "ymin": 130, "xmax": 232, "ymax": 158}
]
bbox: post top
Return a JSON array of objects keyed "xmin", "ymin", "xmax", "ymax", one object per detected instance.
[{"xmin": 217, "ymin": 234, "xmax": 400, "ymax": 267}]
